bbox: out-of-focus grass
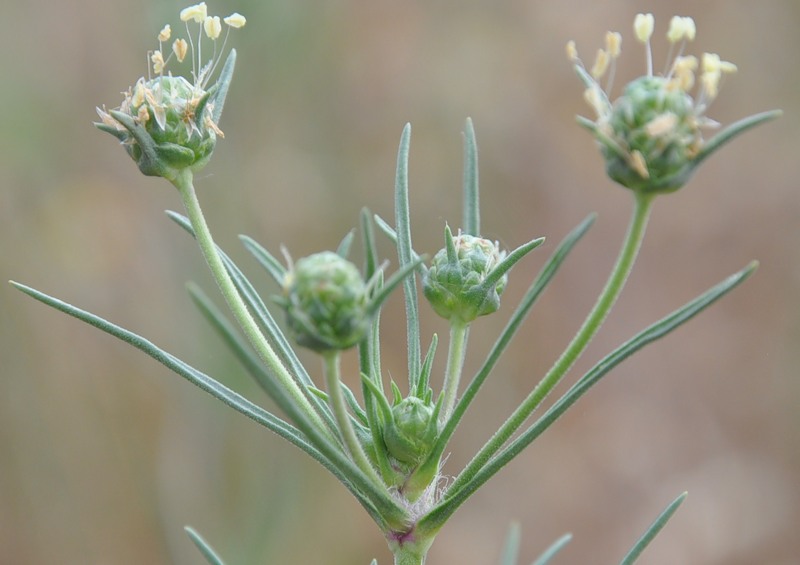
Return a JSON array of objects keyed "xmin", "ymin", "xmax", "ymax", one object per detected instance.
[{"xmin": 2, "ymin": 1, "xmax": 799, "ymax": 563}]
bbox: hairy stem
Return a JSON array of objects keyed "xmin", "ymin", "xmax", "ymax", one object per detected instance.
[
  {"xmin": 323, "ymin": 351, "xmax": 385, "ymax": 486},
  {"xmin": 440, "ymin": 321, "xmax": 470, "ymax": 421},
  {"xmin": 173, "ymin": 170, "xmax": 332, "ymax": 440},
  {"xmin": 446, "ymin": 191, "xmax": 655, "ymax": 499}
]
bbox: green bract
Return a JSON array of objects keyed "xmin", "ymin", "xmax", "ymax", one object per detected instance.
[{"xmin": 280, "ymin": 251, "xmax": 370, "ymax": 351}]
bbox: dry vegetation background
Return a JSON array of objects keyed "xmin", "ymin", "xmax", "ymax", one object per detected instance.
[{"xmin": 1, "ymin": 1, "xmax": 799, "ymax": 564}]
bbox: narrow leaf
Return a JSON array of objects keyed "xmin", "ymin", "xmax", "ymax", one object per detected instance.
[
  {"xmin": 423, "ymin": 215, "xmax": 595, "ymax": 471},
  {"xmin": 419, "ymin": 261, "xmax": 756, "ymax": 533},
  {"xmin": 185, "ymin": 526, "xmax": 226, "ymax": 565},
  {"xmin": 531, "ymin": 534, "xmax": 572, "ymax": 565},
  {"xmin": 394, "ymin": 123, "xmax": 422, "ymax": 390},
  {"xmin": 500, "ymin": 522, "xmax": 521, "ymax": 565},
  {"xmin": 462, "ymin": 117, "xmax": 480, "ymax": 237},
  {"xmin": 619, "ymin": 492, "xmax": 687, "ymax": 565},
  {"xmin": 12, "ymin": 281, "xmax": 406, "ymax": 530},
  {"xmin": 239, "ymin": 234, "xmax": 287, "ymax": 285}
]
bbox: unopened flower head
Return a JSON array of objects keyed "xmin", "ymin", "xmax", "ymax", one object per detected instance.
[
  {"xmin": 95, "ymin": 3, "xmax": 245, "ymax": 181},
  {"xmin": 280, "ymin": 252, "xmax": 371, "ymax": 352},
  {"xmin": 567, "ymin": 14, "xmax": 749, "ymax": 193},
  {"xmin": 423, "ymin": 229, "xmax": 508, "ymax": 324}
]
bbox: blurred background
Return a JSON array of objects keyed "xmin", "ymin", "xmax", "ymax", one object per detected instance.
[{"xmin": 2, "ymin": 1, "xmax": 798, "ymax": 563}]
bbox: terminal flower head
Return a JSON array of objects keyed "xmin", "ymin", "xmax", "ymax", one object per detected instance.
[
  {"xmin": 95, "ymin": 3, "xmax": 245, "ymax": 182},
  {"xmin": 568, "ymin": 13, "xmax": 780, "ymax": 194}
]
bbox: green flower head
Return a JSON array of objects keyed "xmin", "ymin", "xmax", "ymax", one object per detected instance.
[
  {"xmin": 423, "ymin": 228, "xmax": 508, "ymax": 324},
  {"xmin": 280, "ymin": 251, "xmax": 371, "ymax": 352},
  {"xmin": 383, "ymin": 396, "xmax": 439, "ymax": 467},
  {"xmin": 568, "ymin": 13, "xmax": 779, "ymax": 194},
  {"xmin": 95, "ymin": 3, "xmax": 246, "ymax": 182}
]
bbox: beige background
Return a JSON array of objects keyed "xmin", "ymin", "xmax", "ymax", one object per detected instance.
[{"xmin": 2, "ymin": 1, "xmax": 798, "ymax": 564}]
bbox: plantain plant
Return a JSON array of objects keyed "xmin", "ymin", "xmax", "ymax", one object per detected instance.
[{"xmin": 11, "ymin": 6, "xmax": 779, "ymax": 564}]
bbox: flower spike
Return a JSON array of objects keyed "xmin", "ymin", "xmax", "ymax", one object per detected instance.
[{"xmin": 568, "ymin": 14, "xmax": 780, "ymax": 194}]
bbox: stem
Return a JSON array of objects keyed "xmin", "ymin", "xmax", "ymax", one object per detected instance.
[
  {"xmin": 446, "ymin": 192, "xmax": 655, "ymax": 499},
  {"xmin": 440, "ymin": 321, "xmax": 470, "ymax": 421},
  {"xmin": 323, "ymin": 351, "xmax": 385, "ymax": 486},
  {"xmin": 390, "ymin": 532, "xmax": 435, "ymax": 565},
  {"xmin": 173, "ymin": 170, "xmax": 332, "ymax": 440}
]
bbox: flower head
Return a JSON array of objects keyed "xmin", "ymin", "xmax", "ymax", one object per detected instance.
[
  {"xmin": 95, "ymin": 4, "xmax": 245, "ymax": 182},
  {"xmin": 568, "ymin": 14, "xmax": 778, "ymax": 194},
  {"xmin": 423, "ymin": 228, "xmax": 508, "ymax": 324},
  {"xmin": 279, "ymin": 252, "xmax": 372, "ymax": 352}
]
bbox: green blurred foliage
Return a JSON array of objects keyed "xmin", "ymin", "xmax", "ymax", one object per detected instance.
[{"xmin": 2, "ymin": 1, "xmax": 799, "ymax": 564}]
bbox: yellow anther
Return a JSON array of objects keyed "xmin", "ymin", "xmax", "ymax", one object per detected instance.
[
  {"xmin": 132, "ymin": 80, "xmax": 146, "ymax": 107},
  {"xmin": 566, "ymin": 40, "xmax": 578, "ymax": 62},
  {"xmin": 605, "ymin": 31, "xmax": 622, "ymax": 58},
  {"xmin": 702, "ymin": 70, "xmax": 721, "ymax": 100},
  {"xmin": 702, "ymin": 52, "xmax": 721, "ymax": 74},
  {"xmin": 720, "ymin": 61, "xmax": 738, "ymax": 74},
  {"xmin": 151, "ymin": 50, "xmax": 165, "ymax": 74},
  {"xmin": 180, "ymin": 2, "xmax": 207, "ymax": 23},
  {"xmin": 173, "ymin": 38, "xmax": 188, "ymax": 63},
  {"xmin": 629, "ymin": 150, "xmax": 650, "ymax": 179},
  {"xmin": 645, "ymin": 113, "xmax": 678, "ymax": 137},
  {"xmin": 591, "ymin": 49, "xmax": 610, "ymax": 79},
  {"xmin": 669, "ymin": 55, "xmax": 698, "ymax": 91},
  {"xmin": 204, "ymin": 114, "xmax": 224, "ymax": 137},
  {"xmin": 204, "ymin": 15, "xmax": 222, "ymax": 40},
  {"xmin": 224, "ymin": 13, "xmax": 247, "ymax": 28},
  {"xmin": 667, "ymin": 16, "xmax": 696, "ymax": 43},
  {"xmin": 137, "ymin": 105, "xmax": 150, "ymax": 125},
  {"xmin": 158, "ymin": 24, "xmax": 171, "ymax": 42},
  {"xmin": 583, "ymin": 85, "xmax": 608, "ymax": 118},
  {"xmin": 634, "ymin": 13, "xmax": 654, "ymax": 44}
]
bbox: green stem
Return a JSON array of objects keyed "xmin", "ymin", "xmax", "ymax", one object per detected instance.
[
  {"xmin": 390, "ymin": 533, "xmax": 435, "ymax": 565},
  {"xmin": 173, "ymin": 171, "xmax": 332, "ymax": 441},
  {"xmin": 445, "ymin": 192, "xmax": 655, "ymax": 499},
  {"xmin": 440, "ymin": 321, "xmax": 470, "ymax": 421},
  {"xmin": 323, "ymin": 351, "xmax": 385, "ymax": 486}
]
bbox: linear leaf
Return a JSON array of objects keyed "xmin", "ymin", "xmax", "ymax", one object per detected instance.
[
  {"xmin": 619, "ymin": 492, "xmax": 687, "ymax": 565},
  {"xmin": 185, "ymin": 526, "xmax": 226, "ymax": 565}
]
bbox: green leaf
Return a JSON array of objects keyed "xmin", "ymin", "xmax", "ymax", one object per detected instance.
[
  {"xmin": 185, "ymin": 526, "xmax": 226, "ymax": 565},
  {"xmin": 619, "ymin": 492, "xmax": 687, "ymax": 565},
  {"xmin": 420, "ymin": 215, "xmax": 595, "ymax": 476},
  {"xmin": 693, "ymin": 110, "xmax": 781, "ymax": 170},
  {"xmin": 530, "ymin": 534, "xmax": 572, "ymax": 565},
  {"xmin": 481, "ymin": 236, "xmax": 546, "ymax": 292},
  {"xmin": 337, "ymin": 229, "xmax": 356, "ymax": 259},
  {"xmin": 209, "ymin": 49, "xmax": 237, "ymax": 124},
  {"xmin": 394, "ymin": 123, "xmax": 422, "ymax": 391},
  {"xmin": 239, "ymin": 234, "xmax": 288, "ymax": 286},
  {"xmin": 500, "ymin": 522, "xmax": 521, "ymax": 565},
  {"xmin": 418, "ymin": 261, "xmax": 756, "ymax": 534},
  {"xmin": 11, "ymin": 280, "xmax": 407, "ymax": 531},
  {"xmin": 462, "ymin": 117, "xmax": 480, "ymax": 237}
]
